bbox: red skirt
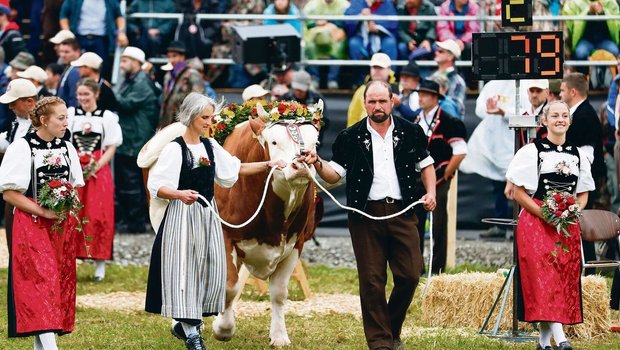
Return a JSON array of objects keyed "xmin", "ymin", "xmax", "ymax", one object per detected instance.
[
  {"xmin": 516, "ymin": 200, "xmax": 583, "ymax": 324},
  {"xmin": 75, "ymin": 150, "xmax": 115, "ymax": 260},
  {"xmin": 8, "ymin": 206, "xmax": 77, "ymax": 337}
]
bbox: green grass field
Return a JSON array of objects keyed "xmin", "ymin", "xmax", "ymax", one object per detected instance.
[{"xmin": 0, "ymin": 264, "xmax": 619, "ymax": 349}]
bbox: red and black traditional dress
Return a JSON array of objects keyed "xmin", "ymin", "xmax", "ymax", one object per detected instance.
[
  {"xmin": 0, "ymin": 132, "xmax": 84, "ymax": 337},
  {"xmin": 68, "ymin": 107, "xmax": 122, "ymax": 259},
  {"xmin": 506, "ymin": 138, "xmax": 595, "ymax": 324}
]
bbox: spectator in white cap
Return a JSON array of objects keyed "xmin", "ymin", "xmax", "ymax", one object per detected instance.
[
  {"xmin": 114, "ymin": 45, "xmax": 158, "ymax": 234},
  {"xmin": 0, "ymin": 78, "xmax": 38, "ymax": 259},
  {"xmin": 49, "ymin": 29, "xmax": 76, "ymax": 63},
  {"xmin": 280, "ymin": 70, "xmax": 325, "ymax": 106},
  {"xmin": 17, "ymin": 66, "xmax": 53, "ymax": 98},
  {"xmin": 431, "ymin": 39, "xmax": 466, "ymax": 119},
  {"xmin": 56, "ymin": 38, "xmax": 82, "ymax": 107},
  {"xmin": 71, "ymin": 52, "xmax": 118, "ymax": 112},
  {"xmin": 242, "ymin": 84, "xmax": 270, "ymax": 102},
  {"xmin": 347, "ymin": 52, "xmax": 398, "ymax": 126},
  {"xmin": 0, "ymin": 79, "xmax": 37, "ymax": 153}
]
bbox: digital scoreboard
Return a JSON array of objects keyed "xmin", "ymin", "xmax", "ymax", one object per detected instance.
[
  {"xmin": 501, "ymin": 0, "xmax": 533, "ymax": 27},
  {"xmin": 471, "ymin": 31, "xmax": 564, "ymax": 81}
]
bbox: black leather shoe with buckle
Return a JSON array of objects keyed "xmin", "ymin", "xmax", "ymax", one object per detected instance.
[{"xmin": 185, "ymin": 333, "xmax": 205, "ymax": 350}]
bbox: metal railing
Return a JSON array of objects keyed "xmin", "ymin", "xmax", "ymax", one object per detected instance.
[{"xmin": 114, "ymin": 9, "xmax": 620, "ymax": 84}]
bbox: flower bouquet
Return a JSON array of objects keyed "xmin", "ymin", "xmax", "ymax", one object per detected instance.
[
  {"xmin": 213, "ymin": 99, "xmax": 324, "ymax": 145},
  {"xmin": 38, "ymin": 179, "xmax": 87, "ymax": 234},
  {"xmin": 541, "ymin": 191, "xmax": 581, "ymax": 257},
  {"xmin": 79, "ymin": 152, "xmax": 98, "ymax": 179}
]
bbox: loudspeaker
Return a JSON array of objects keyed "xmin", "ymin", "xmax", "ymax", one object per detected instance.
[{"xmin": 232, "ymin": 24, "xmax": 301, "ymax": 65}]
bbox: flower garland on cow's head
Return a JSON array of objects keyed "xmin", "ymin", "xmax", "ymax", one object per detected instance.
[{"xmin": 212, "ymin": 99, "xmax": 324, "ymax": 145}]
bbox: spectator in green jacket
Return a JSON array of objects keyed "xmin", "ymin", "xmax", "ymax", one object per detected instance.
[
  {"xmin": 303, "ymin": 0, "xmax": 350, "ymax": 89},
  {"xmin": 398, "ymin": 0, "xmax": 437, "ymax": 60},
  {"xmin": 114, "ymin": 46, "xmax": 159, "ymax": 233},
  {"xmin": 563, "ymin": 0, "xmax": 620, "ymax": 61}
]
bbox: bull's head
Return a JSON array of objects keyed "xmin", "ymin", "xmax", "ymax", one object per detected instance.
[{"xmin": 249, "ymin": 102, "xmax": 320, "ymax": 186}]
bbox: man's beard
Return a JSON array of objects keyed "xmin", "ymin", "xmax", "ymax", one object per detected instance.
[
  {"xmin": 369, "ymin": 111, "xmax": 389, "ymax": 123},
  {"xmin": 123, "ymin": 68, "xmax": 136, "ymax": 79}
]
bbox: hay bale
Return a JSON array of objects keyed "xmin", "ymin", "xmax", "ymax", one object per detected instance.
[{"xmin": 421, "ymin": 272, "xmax": 610, "ymax": 339}]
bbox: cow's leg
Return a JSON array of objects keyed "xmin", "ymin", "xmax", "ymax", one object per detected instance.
[
  {"xmin": 268, "ymin": 250, "xmax": 298, "ymax": 347},
  {"xmin": 213, "ymin": 244, "xmax": 240, "ymax": 342}
]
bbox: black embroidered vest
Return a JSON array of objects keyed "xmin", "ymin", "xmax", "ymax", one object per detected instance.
[
  {"xmin": 24, "ymin": 132, "xmax": 72, "ymax": 199},
  {"xmin": 173, "ymin": 137, "xmax": 216, "ymax": 201},
  {"xmin": 72, "ymin": 108, "xmax": 104, "ymax": 153},
  {"xmin": 533, "ymin": 138, "xmax": 581, "ymax": 201}
]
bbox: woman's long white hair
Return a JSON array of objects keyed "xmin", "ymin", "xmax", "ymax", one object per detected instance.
[{"xmin": 176, "ymin": 92, "xmax": 226, "ymax": 126}]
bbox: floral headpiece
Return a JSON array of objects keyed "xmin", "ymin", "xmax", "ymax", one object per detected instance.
[{"xmin": 212, "ymin": 99, "xmax": 323, "ymax": 145}]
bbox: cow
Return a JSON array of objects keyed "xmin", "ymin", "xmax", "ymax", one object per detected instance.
[{"xmin": 211, "ymin": 103, "xmax": 320, "ymax": 346}]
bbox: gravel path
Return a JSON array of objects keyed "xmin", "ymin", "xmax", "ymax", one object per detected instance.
[
  {"xmin": 0, "ymin": 229, "xmax": 514, "ymax": 269},
  {"xmin": 111, "ymin": 233, "xmax": 513, "ymax": 269}
]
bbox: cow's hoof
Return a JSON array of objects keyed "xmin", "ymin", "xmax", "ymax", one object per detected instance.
[
  {"xmin": 213, "ymin": 333, "xmax": 233, "ymax": 342},
  {"xmin": 269, "ymin": 335, "xmax": 291, "ymax": 347}
]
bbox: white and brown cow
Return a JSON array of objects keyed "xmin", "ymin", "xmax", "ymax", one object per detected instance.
[{"xmin": 212, "ymin": 104, "xmax": 320, "ymax": 346}]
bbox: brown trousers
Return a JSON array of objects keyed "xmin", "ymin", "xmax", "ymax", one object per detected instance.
[{"xmin": 348, "ymin": 201, "xmax": 423, "ymax": 350}]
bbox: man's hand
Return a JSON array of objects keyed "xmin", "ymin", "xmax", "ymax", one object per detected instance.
[
  {"xmin": 117, "ymin": 32, "xmax": 129, "ymax": 47},
  {"xmin": 368, "ymin": 21, "xmax": 378, "ymax": 33},
  {"xmin": 421, "ymin": 193, "xmax": 437, "ymax": 211},
  {"xmin": 297, "ymin": 150, "xmax": 318, "ymax": 166},
  {"xmin": 407, "ymin": 40, "xmax": 417, "ymax": 51},
  {"xmin": 361, "ymin": 8, "xmax": 371, "ymax": 16},
  {"xmin": 420, "ymin": 40, "xmax": 432, "ymax": 51},
  {"xmin": 486, "ymin": 96, "xmax": 504, "ymax": 116}
]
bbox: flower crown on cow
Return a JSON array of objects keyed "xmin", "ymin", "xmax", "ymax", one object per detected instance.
[{"xmin": 213, "ymin": 99, "xmax": 324, "ymax": 145}]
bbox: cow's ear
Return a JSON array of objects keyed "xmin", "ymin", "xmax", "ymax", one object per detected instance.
[{"xmin": 249, "ymin": 116, "xmax": 265, "ymax": 136}]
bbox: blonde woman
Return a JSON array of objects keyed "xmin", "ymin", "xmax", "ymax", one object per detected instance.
[
  {"xmin": 0, "ymin": 96, "xmax": 84, "ymax": 349},
  {"xmin": 506, "ymin": 101, "xmax": 594, "ymax": 350}
]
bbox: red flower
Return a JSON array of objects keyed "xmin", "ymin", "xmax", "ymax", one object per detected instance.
[
  {"xmin": 79, "ymin": 154, "xmax": 91, "ymax": 165},
  {"xmin": 216, "ymin": 123, "xmax": 226, "ymax": 131},
  {"xmin": 267, "ymin": 104, "xmax": 273, "ymax": 110},
  {"xmin": 227, "ymin": 104, "xmax": 236, "ymax": 111},
  {"xmin": 554, "ymin": 210, "xmax": 563, "ymax": 217},
  {"xmin": 278, "ymin": 104, "xmax": 287, "ymax": 114},
  {"xmin": 251, "ymin": 107, "xmax": 257, "ymax": 116},
  {"xmin": 566, "ymin": 196, "xmax": 576, "ymax": 205},
  {"xmin": 65, "ymin": 183, "xmax": 73, "ymax": 190},
  {"xmin": 49, "ymin": 179, "xmax": 62, "ymax": 188},
  {"xmin": 553, "ymin": 193, "xmax": 563, "ymax": 203},
  {"xmin": 558, "ymin": 202, "xmax": 567, "ymax": 210}
]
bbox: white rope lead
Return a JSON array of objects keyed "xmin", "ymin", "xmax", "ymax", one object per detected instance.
[
  {"xmin": 301, "ymin": 163, "xmax": 434, "ymax": 296},
  {"xmin": 196, "ymin": 166, "xmax": 279, "ymax": 229}
]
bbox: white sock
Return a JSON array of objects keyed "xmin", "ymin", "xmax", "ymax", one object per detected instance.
[
  {"xmin": 95, "ymin": 260, "xmax": 106, "ymax": 279},
  {"xmin": 34, "ymin": 335, "xmax": 43, "ymax": 350},
  {"xmin": 539, "ymin": 322, "xmax": 552, "ymax": 347},
  {"xmin": 550, "ymin": 322, "xmax": 568, "ymax": 344},
  {"xmin": 36, "ymin": 333, "xmax": 58, "ymax": 350},
  {"xmin": 181, "ymin": 322, "xmax": 198, "ymax": 337}
]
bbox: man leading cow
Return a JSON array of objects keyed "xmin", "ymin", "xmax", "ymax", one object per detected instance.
[{"xmin": 299, "ymin": 80, "xmax": 436, "ymax": 350}]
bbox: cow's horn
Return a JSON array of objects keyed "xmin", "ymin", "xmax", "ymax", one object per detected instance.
[
  {"xmin": 256, "ymin": 103, "xmax": 270, "ymax": 121},
  {"xmin": 315, "ymin": 99, "xmax": 324, "ymax": 112}
]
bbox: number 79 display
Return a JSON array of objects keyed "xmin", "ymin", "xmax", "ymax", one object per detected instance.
[{"xmin": 472, "ymin": 31, "xmax": 564, "ymax": 81}]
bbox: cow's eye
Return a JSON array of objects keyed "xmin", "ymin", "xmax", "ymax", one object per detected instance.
[{"xmin": 272, "ymin": 141, "xmax": 277, "ymax": 145}]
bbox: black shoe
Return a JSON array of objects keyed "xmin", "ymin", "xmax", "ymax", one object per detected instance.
[
  {"xmin": 556, "ymin": 341, "xmax": 573, "ymax": 350},
  {"xmin": 172, "ymin": 322, "xmax": 203, "ymax": 341},
  {"xmin": 171, "ymin": 322, "xmax": 187, "ymax": 341},
  {"xmin": 185, "ymin": 333, "xmax": 205, "ymax": 350},
  {"xmin": 535, "ymin": 344, "xmax": 552, "ymax": 350}
]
